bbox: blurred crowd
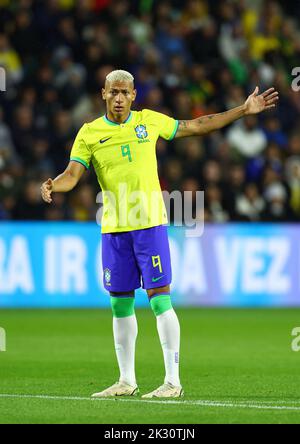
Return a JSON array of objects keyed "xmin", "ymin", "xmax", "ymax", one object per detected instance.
[{"xmin": 0, "ymin": 0, "xmax": 300, "ymax": 223}]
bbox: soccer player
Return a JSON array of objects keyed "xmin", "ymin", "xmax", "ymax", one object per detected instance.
[{"xmin": 41, "ymin": 70, "xmax": 278, "ymax": 398}]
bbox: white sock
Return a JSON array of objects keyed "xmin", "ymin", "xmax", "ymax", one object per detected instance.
[
  {"xmin": 113, "ymin": 314, "xmax": 138, "ymax": 387},
  {"xmin": 156, "ymin": 308, "xmax": 181, "ymax": 387}
]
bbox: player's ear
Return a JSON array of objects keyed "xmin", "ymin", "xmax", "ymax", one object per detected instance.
[
  {"xmin": 132, "ymin": 89, "xmax": 137, "ymax": 102},
  {"xmin": 101, "ymin": 88, "xmax": 106, "ymax": 100}
]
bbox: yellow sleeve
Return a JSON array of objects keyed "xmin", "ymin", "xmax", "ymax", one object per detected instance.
[
  {"xmin": 70, "ymin": 124, "xmax": 91, "ymax": 169},
  {"xmin": 146, "ymin": 109, "xmax": 179, "ymax": 141}
]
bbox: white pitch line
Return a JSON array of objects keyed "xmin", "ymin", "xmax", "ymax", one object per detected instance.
[{"xmin": 1, "ymin": 394, "xmax": 300, "ymax": 411}]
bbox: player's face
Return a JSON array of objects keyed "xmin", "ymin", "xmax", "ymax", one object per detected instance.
[{"xmin": 102, "ymin": 80, "xmax": 136, "ymax": 121}]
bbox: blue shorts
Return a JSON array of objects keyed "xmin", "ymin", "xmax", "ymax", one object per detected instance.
[{"xmin": 102, "ymin": 225, "xmax": 172, "ymax": 292}]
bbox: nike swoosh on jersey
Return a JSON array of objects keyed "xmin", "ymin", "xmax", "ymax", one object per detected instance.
[
  {"xmin": 100, "ymin": 137, "xmax": 112, "ymax": 144},
  {"xmin": 151, "ymin": 275, "xmax": 165, "ymax": 282}
]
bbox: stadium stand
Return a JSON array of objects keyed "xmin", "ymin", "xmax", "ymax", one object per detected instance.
[{"xmin": 0, "ymin": 0, "xmax": 299, "ymax": 222}]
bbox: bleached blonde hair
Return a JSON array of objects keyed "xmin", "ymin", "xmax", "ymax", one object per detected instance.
[{"xmin": 106, "ymin": 70, "xmax": 134, "ymax": 84}]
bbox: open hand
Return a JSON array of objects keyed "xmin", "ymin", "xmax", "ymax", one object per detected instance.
[
  {"xmin": 244, "ymin": 86, "xmax": 279, "ymax": 115},
  {"xmin": 41, "ymin": 178, "xmax": 53, "ymax": 203}
]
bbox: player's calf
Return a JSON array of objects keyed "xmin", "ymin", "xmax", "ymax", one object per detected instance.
[
  {"xmin": 92, "ymin": 294, "xmax": 139, "ymax": 398},
  {"xmin": 147, "ymin": 288, "xmax": 183, "ymax": 395}
]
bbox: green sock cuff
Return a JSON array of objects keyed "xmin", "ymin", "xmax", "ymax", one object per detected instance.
[
  {"xmin": 110, "ymin": 297, "xmax": 135, "ymax": 318},
  {"xmin": 150, "ymin": 295, "xmax": 172, "ymax": 316}
]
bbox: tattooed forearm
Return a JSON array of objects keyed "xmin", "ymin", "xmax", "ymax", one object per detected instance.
[
  {"xmin": 195, "ymin": 112, "xmax": 228, "ymax": 125},
  {"xmin": 178, "ymin": 113, "xmax": 227, "ymax": 132},
  {"xmin": 178, "ymin": 120, "xmax": 189, "ymax": 129},
  {"xmin": 175, "ymin": 106, "xmax": 246, "ymax": 139}
]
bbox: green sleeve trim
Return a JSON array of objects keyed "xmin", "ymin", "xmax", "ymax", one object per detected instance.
[
  {"xmin": 70, "ymin": 157, "xmax": 90, "ymax": 170},
  {"xmin": 168, "ymin": 120, "xmax": 179, "ymax": 141}
]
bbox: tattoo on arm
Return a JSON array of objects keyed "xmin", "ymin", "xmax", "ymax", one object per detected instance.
[
  {"xmin": 178, "ymin": 116, "xmax": 216, "ymax": 134},
  {"xmin": 195, "ymin": 112, "xmax": 226, "ymax": 126},
  {"xmin": 178, "ymin": 120, "xmax": 189, "ymax": 129},
  {"xmin": 179, "ymin": 113, "xmax": 224, "ymax": 129},
  {"xmin": 176, "ymin": 111, "xmax": 230, "ymax": 138}
]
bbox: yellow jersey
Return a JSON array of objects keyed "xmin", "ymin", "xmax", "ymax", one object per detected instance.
[{"xmin": 70, "ymin": 109, "xmax": 178, "ymax": 233}]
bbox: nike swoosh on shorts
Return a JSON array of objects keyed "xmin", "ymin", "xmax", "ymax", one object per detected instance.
[{"xmin": 152, "ymin": 275, "xmax": 165, "ymax": 282}]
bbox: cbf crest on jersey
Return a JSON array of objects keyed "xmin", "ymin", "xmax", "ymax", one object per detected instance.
[{"xmin": 135, "ymin": 124, "xmax": 148, "ymax": 140}]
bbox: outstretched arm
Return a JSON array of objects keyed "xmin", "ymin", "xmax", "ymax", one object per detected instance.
[
  {"xmin": 175, "ymin": 87, "xmax": 279, "ymax": 138},
  {"xmin": 41, "ymin": 160, "xmax": 86, "ymax": 203}
]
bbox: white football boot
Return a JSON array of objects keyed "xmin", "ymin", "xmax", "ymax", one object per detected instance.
[
  {"xmin": 91, "ymin": 381, "xmax": 139, "ymax": 398},
  {"xmin": 142, "ymin": 382, "xmax": 184, "ymax": 399}
]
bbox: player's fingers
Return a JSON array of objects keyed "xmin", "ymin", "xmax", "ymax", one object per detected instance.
[
  {"xmin": 41, "ymin": 186, "xmax": 48, "ymax": 196},
  {"xmin": 265, "ymin": 97, "xmax": 279, "ymax": 106},
  {"xmin": 41, "ymin": 186, "xmax": 52, "ymax": 202},
  {"xmin": 41, "ymin": 195, "xmax": 48, "ymax": 203},
  {"xmin": 262, "ymin": 87, "xmax": 275, "ymax": 97},
  {"xmin": 264, "ymin": 91, "xmax": 279, "ymax": 101},
  {"xmin": 41, "ymin": 182, "xmax": 48, "ymax": 190},
  {"xmin": 265, "ymin": 104, "xmax": 276, "ymax": 110},
  {"xmin": 41, "ymin": 182, "xmax": 51, "ymax": 192},
  {"xmin": 44, "ymin": 179, "xmax": 53, "ymax": 190},
  {"xmin": 252, "ymin": 86, "xmax": 259, "ymax": 96},
  {"xmin": 42, "ymin": 193, "xmax": 52, "ymax": 203}
]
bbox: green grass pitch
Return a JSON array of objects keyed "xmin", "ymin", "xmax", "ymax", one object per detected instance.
[{"xmin": 1, "ymin": 308, "xmax": 300, "ymax": 424}]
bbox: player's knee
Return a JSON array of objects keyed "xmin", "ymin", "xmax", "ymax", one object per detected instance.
[
  {"xmin": 147, "ymin": 285, "xmax": 170, "ymax": 299},
  {"xmin": 110, "ymin": 296, "xmax": 135, "ymax": 318},
  {"xmin": 149, "ymin": 293, "xmax": 173, "ymax": 317}
]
